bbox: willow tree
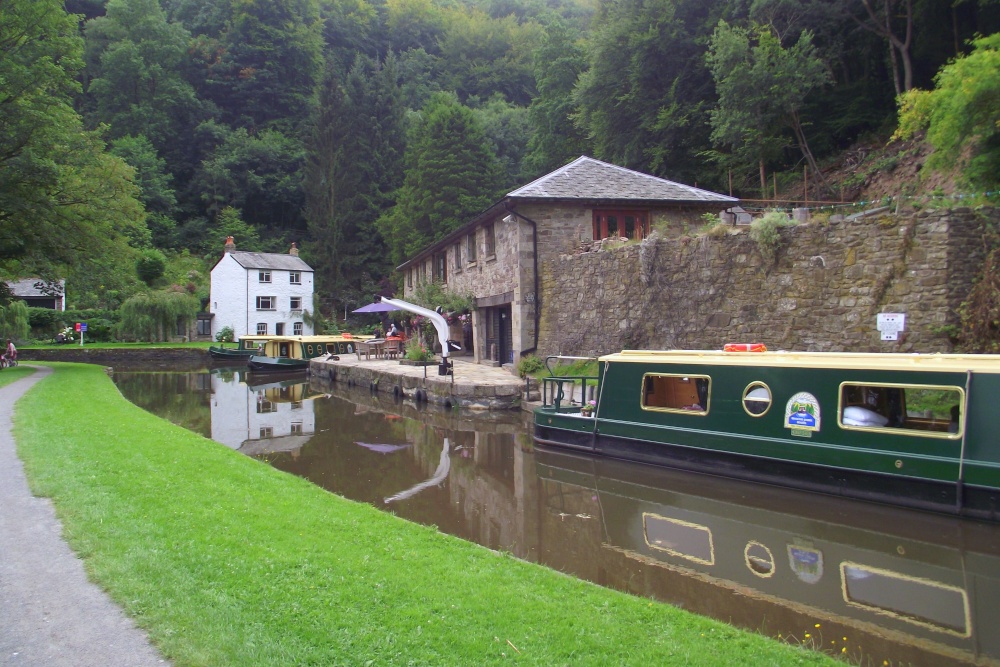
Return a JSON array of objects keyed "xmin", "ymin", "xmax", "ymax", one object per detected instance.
[
  {"xmin": 0, "ymin": 300, "xmax": 30, "ymax": 341},
  {"xmin": 118, "ymin": 290, "xmax": 198, "ymax": 341}
]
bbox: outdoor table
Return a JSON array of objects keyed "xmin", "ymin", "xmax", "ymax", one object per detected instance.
[{"xmin": 366, "ymin": 338, "xmax": 386, "ymax": 359}]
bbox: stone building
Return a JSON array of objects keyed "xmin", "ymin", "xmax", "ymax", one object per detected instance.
[
  {"xmin": 399, "ymin": 156, "xmax": 738, "ymax": 369},
  {"xmin": 210, "ymin": 237, "xmax": 315, "ymax": 340}
]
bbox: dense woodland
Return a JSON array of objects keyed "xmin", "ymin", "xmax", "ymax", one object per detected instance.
[{"xmin": 1, "ymin": 0, "xmax": 999, "ymax": 338}]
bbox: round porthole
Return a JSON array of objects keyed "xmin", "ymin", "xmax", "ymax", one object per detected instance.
[
  {"xmin": 742, "ymin": 382, "xmax": 772, "ymax": 417},
  {"xmin": 744, "ymin": 540, "xmax": 775, "ymax": 578}
]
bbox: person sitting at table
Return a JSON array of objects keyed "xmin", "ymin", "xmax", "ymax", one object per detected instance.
[{"xmin": 387, "ymin": 322, "xmax": 399, "ymax": 338}]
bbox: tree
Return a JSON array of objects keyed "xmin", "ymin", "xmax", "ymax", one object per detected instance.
[
  {"xmin": 573, "ymin": 0, "xmax": 724, "ymax": 184},
  {"xmin": 379, "ymin": 93, "xmax": 502, "ymax": 267},
  {"xmin": 118, "ymin": 289, "xmax": 198, "ymax": 341},
  {"xmin": 136, "ymin": 248, "xmax": 167, "ymax": 285},
  {"xmin": 110, "ymin": 135, "xmax": 179, "ymax": 247},
  {"xmin": 0, "ymin": 300, "xmax": 30, "ymax": 342},
  {"xmin": 84, "ymin": 0, "xmax": 203, "ymax": 153},
  {"xmin": 524, "ymin": 17, "xmax": 591, "ymax": 177},
  {"xmin": 1, "ymin": 0, "xmax": 150, "ymax": 309},
  {"xmin": 203, "ymin": 0, "xmax": 324, "ymax": 132},
  {"xmin": 304, "ymin": 55, "xmax": 405, "ymax": 305},
  {"xmin": 196, "ymin": 128, "xmax": 305, "ymax": 239},
  {"xmin": 473, "ymin": 94, "xmax": 533, "ymax": 189},
  {"xmin": 706, "ymin": 21, "xmax": 831, "ymax": 195},
  {"xmin": 845, "ymin": 0, "xmax": 914, "ymax": 95},
  {"xmin": 895, "ymin": 32, "xmax": 1000, "ymax": 190}
]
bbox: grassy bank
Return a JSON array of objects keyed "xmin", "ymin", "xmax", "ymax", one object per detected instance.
[
  {"xmin": 13, "ymin": 363, "xmax": 837, "ymax": 666},
  {"xmin": 0, "ymin": 365, "xmax": 33, "ymax": 389}
]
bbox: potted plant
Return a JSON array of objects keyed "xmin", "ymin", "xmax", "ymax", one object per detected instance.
[{"xmin": 580, "ymin": 400, "xmax": 596, "ymax": 417}]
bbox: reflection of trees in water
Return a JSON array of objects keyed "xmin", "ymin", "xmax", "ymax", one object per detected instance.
[{"xmin": 113, "ymin": 372, "xmax": 212, "ymax": 438}]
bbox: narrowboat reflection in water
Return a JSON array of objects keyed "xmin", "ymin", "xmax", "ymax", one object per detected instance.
[{"xmin": 535, "ymin": 446, "xmax": 1000, "ymax": 666}]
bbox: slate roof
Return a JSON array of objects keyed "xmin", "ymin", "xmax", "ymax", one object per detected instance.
[
  {"xmin": 508, "ymin": 156, "xmax": 737, "ymax": 203},
  {"xmin": 227, "ymin": 252, "xmax": 313, "ymax": 272},
  {"xmin": 7, "ymin": 278, "xmax": 64, "ymax": 297}
]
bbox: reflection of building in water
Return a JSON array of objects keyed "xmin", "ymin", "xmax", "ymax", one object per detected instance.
[{"xmin": 210, "ymin": 372, "xmax": 316, "ymax": 455}]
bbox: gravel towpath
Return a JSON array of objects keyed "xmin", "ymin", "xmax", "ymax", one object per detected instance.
[{"xmin": 0, "ymin": 366, "xmax": 169, "ymax": 667}]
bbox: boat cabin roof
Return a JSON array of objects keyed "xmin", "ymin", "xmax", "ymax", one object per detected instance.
[
  {"xmin": 239, "ymin": 334, "xmax": 356, "ymax": 343},
  {"xmin": 602, "ymin": 349, "xmax": 1000, "ymax": 374}
]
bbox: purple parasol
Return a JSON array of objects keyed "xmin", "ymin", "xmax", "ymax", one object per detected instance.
[{"xmin": 353, "ymin": 302, "xmax": 401, "ymax": 313}]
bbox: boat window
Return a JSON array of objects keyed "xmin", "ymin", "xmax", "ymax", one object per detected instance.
[
  {"xmin": 744, "ymin": 541, "xmax": 775, "ymax": 578},
  {"xmin": 841, "ymin": 562, "xmax": 970, "ymax": 636},
  {"xmin": 839, "ymin": 382, "xmax": 964, "ymax": 438},
  {"xmin": 742, "ymin": 382, "xmax": 772, "ymax": 417},
  {"xmin": 644, "ymin": 513, "xmax": 714, "ymax": 565},
  {"xmin": 641, "ymin": 374, "xmax": 710, "ymax": 415}
]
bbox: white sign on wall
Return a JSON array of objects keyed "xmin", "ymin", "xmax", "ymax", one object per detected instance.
[{"xmin": 877, "ymin": 313, "xmax": 906, "ymax": 341}]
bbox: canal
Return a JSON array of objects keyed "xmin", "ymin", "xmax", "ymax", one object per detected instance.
[{"xmin": 113, "ymin": 367, "xmax": 1000, "ymax": 667}]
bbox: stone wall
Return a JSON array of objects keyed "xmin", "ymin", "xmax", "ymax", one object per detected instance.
[
  {"xmin": 21, "ymin": 347, "xmax": 209, "ymax": 370},
  {"xmin": 538, "ymin": 207, "xmax": 995, "ymax": 357}
]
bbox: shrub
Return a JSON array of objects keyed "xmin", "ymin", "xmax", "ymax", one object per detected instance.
[
  {"xmin": 405, "ymin": 343, "xmax": 434, "ymax": 363},
  {"xmin": 749, "ymin": 211, "xmax": 795, "ymax": 266},
  {"xmin": 136, "ymin": 249, "xmax": 167, "ymax": 285},
  {"xmin": 216, "ymin": 326, "xmax": 235, "ymax": 343},
  {"xmin": 516, "ymin": 354, "xmax": 544, "ymax": 378}
]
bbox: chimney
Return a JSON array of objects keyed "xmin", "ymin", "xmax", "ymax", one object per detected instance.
[
  {"xmin": 224, "ymin": 236, "xmax": 236, "ymax": 254},
  {"xmin": 289, "ymin": 242, "xmax": 299, "ymax": 257}
]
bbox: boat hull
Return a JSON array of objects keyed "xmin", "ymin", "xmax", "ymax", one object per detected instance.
[
  {"xmin": 533, "ymin": 349, "xmax": 1000, "ymax": 521},
  {"xmin": 246, "ymin": 355, "xmax": 309, "ymax": 372},
  {"xmin": 209, "ymin": 346, "xmax": 254, "ymax": 360},
  {"xmin": 533, "ymin": 421, "xmax": 1000, "ymax": 520}
]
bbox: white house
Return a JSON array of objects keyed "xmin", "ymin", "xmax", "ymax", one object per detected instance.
[{"xmin": 210, "ymin": 237, "xmax": 314, "ymax": 340}]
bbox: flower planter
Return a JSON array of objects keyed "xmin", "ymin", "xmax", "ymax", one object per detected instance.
[{"xmin": 399, "ymin": 359, "xmax": 435, "ymax": 367}]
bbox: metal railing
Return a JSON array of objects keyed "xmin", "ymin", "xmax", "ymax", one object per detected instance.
[{"xmin": 541, "ymin": 356, "xmax": 599, "ymax": 410}]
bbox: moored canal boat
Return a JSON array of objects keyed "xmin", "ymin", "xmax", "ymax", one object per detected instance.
[
  {"xmin": 533, "ymin": 348, "xmax": 1000, "ymax": 520},
  {"xmin": 246, "ymin": 334, "xmax": 358, "ymax": 372},
  {"xmin": 208, "ymin": 334, "xmax": 274, "ymax": 360}
]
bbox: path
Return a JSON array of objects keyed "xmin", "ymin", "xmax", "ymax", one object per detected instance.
[{"xmin": 0, "ymin": 366, "xmax": 169, "ymax": 666}]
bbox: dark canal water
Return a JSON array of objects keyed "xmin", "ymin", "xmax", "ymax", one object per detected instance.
[{"xmin": 113, "ymin": 367, "xmax": 1000, "ymax": 667}]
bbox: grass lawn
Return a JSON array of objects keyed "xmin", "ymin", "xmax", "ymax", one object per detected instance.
[
  {"xmin": 13, "ymin": 363, "xmax": 838, "ymax": 666},
  {"xmin": 0, "ymin": 365, "xmax": 33, "ymax": 389}
]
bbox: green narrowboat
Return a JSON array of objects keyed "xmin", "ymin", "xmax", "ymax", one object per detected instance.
[
  {"xmin": 209, "ymin": 334, "xmax": 275, "ymax": 360},
  {"xmin": 246, "ymin": 334, "xmax": 358, "ymax": 372},
  {"xmin": 533, "ymin": 348, "xmax": 1000, "ymax": 520}
]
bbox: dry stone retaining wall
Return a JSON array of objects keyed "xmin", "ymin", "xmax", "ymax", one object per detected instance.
[{"xmin": 538, "ymin": 207, "xmax": 995, "ymax": 357}]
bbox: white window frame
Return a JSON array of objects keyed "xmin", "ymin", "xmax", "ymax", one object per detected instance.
[
  {"xmin": 293, "ymin": 322, "xmax": 303, "ymax": 336},
  {"xmin": 256, "ymin": 322, "xmax": 267, "ymax": 335},
  {"xmin": 289, "ymin": 271, "xmax": 301, "ymax": 284},
  {"xmin": 256, "ymin": 296, "xmax": 275, "ymax": 310},
  {"xmin": 259, "ymin": 270, "xmax": 271, "ymax": 283},
  {"xmin": 290, "ymin": 296, "xmax": 302, "ymax": 310}
]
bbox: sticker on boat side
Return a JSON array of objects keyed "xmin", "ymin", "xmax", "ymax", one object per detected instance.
[{"xmin": 785, "ymin": 392, "xmax": 821, "ymax": 436}]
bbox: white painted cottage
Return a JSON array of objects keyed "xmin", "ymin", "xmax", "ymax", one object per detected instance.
[{"xmin": 210, "ymin": 237, "xmax": 314, "ymax": 340}]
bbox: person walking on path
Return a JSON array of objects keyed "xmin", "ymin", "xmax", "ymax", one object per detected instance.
[{"xmin": 0, "ymin": 366, "xmax": 169, "ymax": 667}]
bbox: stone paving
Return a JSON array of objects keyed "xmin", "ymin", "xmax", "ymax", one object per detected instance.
[{"xmin": 311, "ymin": 354, "xmax": 525, "ymax": 410}]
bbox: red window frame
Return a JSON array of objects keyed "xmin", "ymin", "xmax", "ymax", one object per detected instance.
[{"xmin": 593, "ymin": 210, "xmax": 649, "ymax": 241}]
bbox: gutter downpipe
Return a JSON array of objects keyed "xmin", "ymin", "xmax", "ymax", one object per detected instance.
[{"xmin": 503, "ymin": 205, "xmax": 540, "ymax": 357}]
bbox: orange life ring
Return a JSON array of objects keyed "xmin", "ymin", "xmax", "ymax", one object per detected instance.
[{"xmin": 723, "ymin": 342, "xmax": 767, "ymax": 352}]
